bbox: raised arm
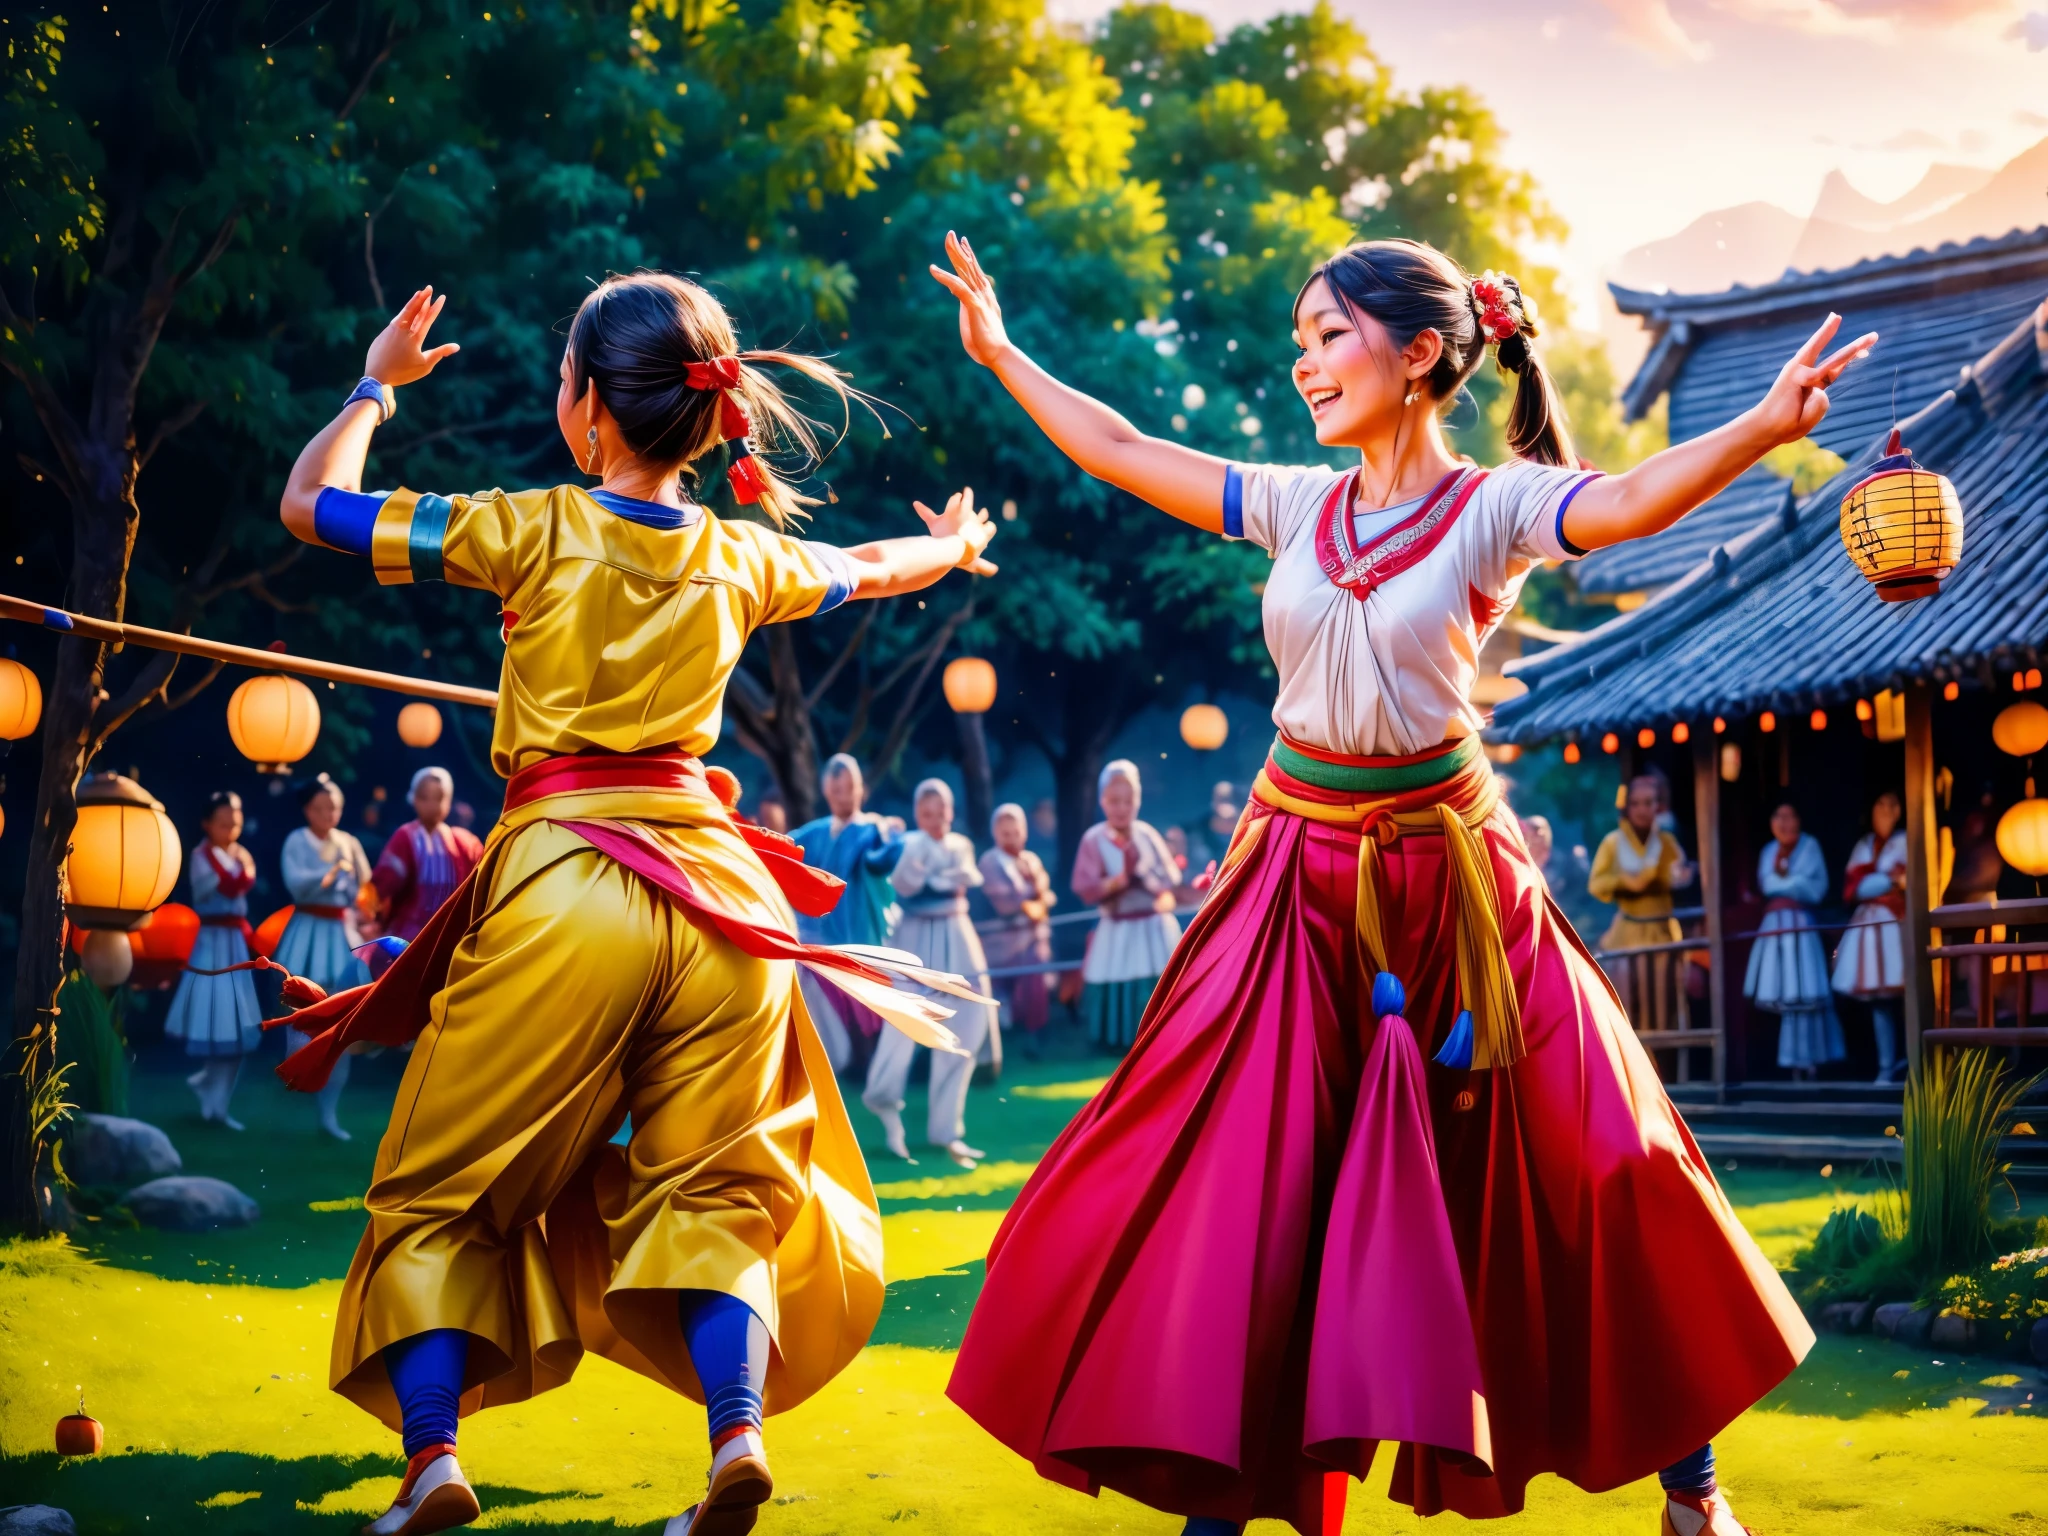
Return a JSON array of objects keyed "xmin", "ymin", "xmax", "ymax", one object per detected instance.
[
  {"xmin": 1561, "ymin": 313, "xmax": 1876, "ymax": 554},
  {"xmin": 837, "ymin": 486, "xmax": 999, "ymax": 600},
  {"xmin": 930, "ymin": 232, "xmax": 1229, "ymax": 532},
  {"xmin": 281, "ymin": 287, "xmax": 460, "ymax": 544}
]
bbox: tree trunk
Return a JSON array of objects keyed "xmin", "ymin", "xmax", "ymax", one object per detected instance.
[
  {"xmin": 764, "ymin": 626, "xmax": 819, "ymax": 825},
  {"xmin": 1049, "ymin": 675, "xmax": 1131, "ymax": 890},
  {"xmin": 956, "ymin": 710, "xmax": 994, "ymax": 849},
  {"xmin": 4, "ymin": 462, "xmax": 141, "ymax": 1234}
]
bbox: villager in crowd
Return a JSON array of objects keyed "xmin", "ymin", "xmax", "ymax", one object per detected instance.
[
  {"xmin": 1832, "ymin": 790, "xmax": 1908, "ymax": 1083},
  {"xmin": 865, "ymin": 777, "xmax": 993, "ymax": 1166},
  {"xmin": 1070, "ymin": 759, "xmax": 1182, "ymax": 1053},
  {"xmin": 979, "ymin": 801, "xmax": 1056, "ymax": 1056},
  {"xmin": 1588, "ymin": 772, "xmax": 1695, "ymax": 1034},
  {"xmin": 369, "ymin": 767, "xmax": 485, "ymax": 977},
  {"xmin": 165, "ymin": 792, "xmax": 263, "ymax": 1130},
  {"xmin": 275, "ymin": 773, "xmax": 374, "ymax": 1141},
  {"xmin": 1744, "ymin": 801, "xmax": 1845, "ymax": 1079},
  {"xmin": 790, "ymin": 753, "xmax": 906, "ymax": 1073}
]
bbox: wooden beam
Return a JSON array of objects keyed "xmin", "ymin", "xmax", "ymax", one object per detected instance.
[
  {"xmin": 0, "ymin": 591, "xmax": 497, "ymax": 709},
  {"xmin": 1693, "ymin": 733, "xmax": 1728, "ymax": 1088},
  {"xmin": 1901, "ymin": 682, "xmax": 1939, "ymax": 1069},
  {"xmin": 1921, "ymin": 1027, "xmax": 2048, "ymax": 1047}
]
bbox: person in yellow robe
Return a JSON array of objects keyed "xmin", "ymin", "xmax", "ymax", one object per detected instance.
[
  {"xmin": 1588, "ymin": 772, "xmax": 1695, "ymax": 1035},
  {"xmin": 278, "ymin": 276, "xmax": 998, "ymax": 1536}
]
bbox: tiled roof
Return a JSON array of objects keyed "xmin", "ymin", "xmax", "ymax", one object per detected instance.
[
  {"xmin": 1575, "ymin": 466, "xmax": 1788, "ymax": 596},
  {"xmin": 1491, "ymin": 300, "xmax": 2048, "ymax": 745}
]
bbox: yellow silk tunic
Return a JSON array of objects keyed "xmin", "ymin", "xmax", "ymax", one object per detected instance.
[
  {"xmin": 331, "ymin": 484, "xmax": 880, "ymax": 1430},
  {"xmin": 370, "ymin": 484, "xmax": 842, "ymax": 772}
]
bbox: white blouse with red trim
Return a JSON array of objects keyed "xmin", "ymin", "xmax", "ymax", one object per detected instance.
[{"xmin": 1224, "ymin": 457, "xmax": 1598, "ymax": 758}]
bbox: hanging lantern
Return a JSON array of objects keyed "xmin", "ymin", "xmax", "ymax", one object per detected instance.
[
  {"xmin": 1996, "ymin": 791, "xmax": 2048, "ymax": 877},
  {"xmin": 1720, "ymin": 742, "xmax": 1742, "ymax": 783},
  {"xmin": 941, "ymin": 656, "xmax": 997, "ymax": 714},
  {"xmin": 1563, "ymin": 741, "xmax": 1581, "ymax": 764},
  {"xmin": 1712, "ymin": 716, "xmax": 1727, "ymax": 734},
  {"xmin": 1671, "ymin": 721, "xmax": 1690, "ymax": 744},
  {"xmin": 1636, "ymin": 727, "xmax": 1655, "ymax": 749},
  {"xmin": 66, "ymin": 903, "xmax": 198, "ymax": 989},
  {"xmin": 396, "ymin": 701, "xmax": 444, "ymax": 748},
  {"xmin": 77, "ymin": 929, "xmax": 134, "ymax": 988},
  {"xmin": 1873, "ymin": 689, "xmax": 1906, "ymax": 742},
  {"xmin": 1809, "ymin": 708, "xmax": 1828, "ymax": 732},
  {"xmin": 1179, "ymin": 703, "xmax": 1229, "ymax": 751},
  {"xmin": 1839, "ymin": 428, "xmax": 1963, "ymax": 602},
  {"xmin": 54, "ymin": 1396, "xmax": 102, "ymax": 1457},
  {"xmin": 0, "ymin": 656, "xmax": 41, "ymax": 740},
  {"xmin": 226, "ymin": 673, "xmax": 321, "ymax": 773},
  {"xmin": 1993, "ymin": 701, "xmax": 2048, "ymax": 757},
  {"xmin": 1601, "ymin": 732, "xmax": 1619, "ymax": 755},
  {"xmin": 1760, "ymin": 711, "xmax": 1777, "ymax": 733},
  {"xmin": 65, "ymin": 774, "xmax": 180, "ymax": 931}
]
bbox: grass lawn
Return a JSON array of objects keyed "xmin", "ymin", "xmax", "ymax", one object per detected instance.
[{"xmin": 2, "ymin": 1036, "xmax": 2044, "ymax": 1533}]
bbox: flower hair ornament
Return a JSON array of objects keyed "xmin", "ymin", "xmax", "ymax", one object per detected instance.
[
  {"xmin": 1469, "ymin": 271, "xmax": 1537, "ymax": 349},
  {"xmin": 684, "ymin": 355, "xmax": 768, "ymax": 505}
]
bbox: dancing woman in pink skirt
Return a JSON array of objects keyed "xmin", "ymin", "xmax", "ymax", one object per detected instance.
[{"xmin": 930, "ymin": 233, "xmax": 1875, "ymax": 1536}]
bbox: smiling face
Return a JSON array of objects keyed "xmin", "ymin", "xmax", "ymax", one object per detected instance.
[
  {"xmin": 304, "ymin": 788, "xmax": 341, "ymax": 837},
  {"xmin": 916, "ymin": 790, "xmax": 952, "ymax": 839},
  {"xmin": 1771, "ymin": 803, "xmax": 1802, "ymax": 849},
  {"xmin": 993, "ymin": 808, "xmax": 1027, "ymax": 855},
  {"xmin": 203, "ymin": 802, "xmax": 243, "ymax": 849},
  {"xmin": 1871, "ymin": 792, "xmax": 1902, "ymax": 843},
  {"xmin": 1290, "ymin": 276, "xmax": 1441, "ymax": 451}
]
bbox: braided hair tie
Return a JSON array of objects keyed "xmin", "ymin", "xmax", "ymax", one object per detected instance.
[{"xmin": 684, "ymin": 356, "xmax": 767, "ymax": 505}]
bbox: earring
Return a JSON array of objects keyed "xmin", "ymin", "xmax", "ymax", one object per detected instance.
[
  {"xmin": 584, "ymin": 425, "xmax": 601, "ymax": 475},
  {"xmin": 1403, "ymin": 388, "xmax": 1419, "ymax": 406}
]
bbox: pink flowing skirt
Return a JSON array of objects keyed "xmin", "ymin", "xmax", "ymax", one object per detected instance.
[{"xmin": 946, "ymin": 802, "xmax": 1810, "ymax": 1529}]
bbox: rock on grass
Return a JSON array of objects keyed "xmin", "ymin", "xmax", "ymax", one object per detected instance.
[
  {"xmin": 123, "ymin": 1176, "xmax": 259, "ymax": 1232},
  {"xmin": 66, "ymin": 1114, "xmax": 181, "ymax": 1188}
]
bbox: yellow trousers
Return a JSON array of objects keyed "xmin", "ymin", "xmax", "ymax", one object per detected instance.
[{"xmin": 330, "ymin": 786, "xmax": 883, "ymax": 1431}]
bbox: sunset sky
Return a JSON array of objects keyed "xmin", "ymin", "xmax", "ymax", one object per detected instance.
[{"xmin": 1062, "ymin": 0, "xmax": 2048, "ymax": 328}]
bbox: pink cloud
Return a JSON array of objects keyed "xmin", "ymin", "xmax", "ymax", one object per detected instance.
[{"xmin": 1596, "ymin": 0, "xmax": 1714, "ymax": 58}]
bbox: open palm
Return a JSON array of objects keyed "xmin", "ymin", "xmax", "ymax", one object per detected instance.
[{"xmin": 928, "ymin": 231, "xmax": 1011, "ymax": 368}]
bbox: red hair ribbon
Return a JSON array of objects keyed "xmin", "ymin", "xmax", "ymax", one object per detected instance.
[
  {"xmin": 684, "ymin": 355, "xmax": 766, "ymax": 505},
  {"xmin": 1470, "ymin": 276, "xmax": 1520, "ymax": 345}
]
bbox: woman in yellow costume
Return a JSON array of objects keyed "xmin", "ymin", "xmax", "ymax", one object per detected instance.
[
  {"xmin": 1588, "ymin": 771, "xmax": 1694, "ymax": 1033},
  {"xmin": 275, "ymin": 277, "xmax": 997, "ymax": 1536}
]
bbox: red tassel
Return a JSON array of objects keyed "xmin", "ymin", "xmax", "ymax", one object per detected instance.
[
  {"xmin": 685, "ymin": 357, "xmax": 743, "ymax": 391},
  {"xmin": 280, "ymin": 975, "xmax": 330, "ymax": 1007},
  {"xmin": 728, "ymin": 450, "xmax": 768, "ymax": 505}
]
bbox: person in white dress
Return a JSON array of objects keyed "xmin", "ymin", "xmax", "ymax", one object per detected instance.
[
  {"xmin": 274, "ymin": 772, "xmax": 373, "ymax": 1139},
  {"xmin": 863, "ymin": 778, "xmax": 992, "ymax": 1167},
  {"xmin": 164, "ymin": 792, "xmax": 262, "ymax": 1129},
  {"xmin": 1071, "ymin": 760, "xmax": 1182, "ymax": 1053},
  {"xmin": 1744, "ymin": 802, "xmax": 1844, "ymax": 1078},
  {"xmin": 979, "ymin": 803, "xmax": 1056, "ymax": 1056},
  {"xmin": 1832, "ymin": 791, "xmax": 1908, "ymax": 1083}
]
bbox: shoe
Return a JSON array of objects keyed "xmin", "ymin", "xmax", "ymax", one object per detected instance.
[
  {"xmin": 187, "ymin": 1069, "xmax": 215, "ymax": 1122},
  {"xmin": 1661, "ymin": 1492, "xmax": 1754, "ymax": 1536},
  {"xmin": 363, "ymin": 1446, "xmax": 479, "ymax": 1535},
  {"xmin": 936, "ymin": 1139, "xmax": 983, "ymax": 1169},
  {"xmin": 220, "ymin": 1112, "xmax": 246, "ymax": 1133},
  {"xmin": 663, "ymin": 1429, "xmax": 773, "ymax": 1536},
  {"xmin": 322, "ymin": 1118, "xmax": 353, "ymax": 1142}
]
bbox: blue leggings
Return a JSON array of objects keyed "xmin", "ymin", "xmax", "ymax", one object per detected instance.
[
  {"xmin": 381, "ymin": 1291, "xmax": 769, "ymax": 1457},
  {"xmin": 1178, "ymin": 1445, "xmax": 1716, "ymax": 1534}
]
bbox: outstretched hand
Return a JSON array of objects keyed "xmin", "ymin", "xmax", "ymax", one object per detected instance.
[
  {"xmin": 928, "ymin": 232, "xmax": 1011, "ymax": 368},
  {"xmin": 916, "ymin": 485, "xmax": 999, "ymax": 576},
  {"xmin": 1752, "ymin": 313, "xmax": 1876, "ymax": 447},
  {"xmin": 365, "ymin": 286, "xmax": 461, "ymax": 388}
]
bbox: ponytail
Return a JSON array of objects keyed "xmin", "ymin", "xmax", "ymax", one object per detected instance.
[
  {"xmin": 1304, "ymin": 243, "xmax": 1577, "ymax": 468},
  {"xmin": 567, "ymin": 273, "xmax": 866, "ymax": 528}
]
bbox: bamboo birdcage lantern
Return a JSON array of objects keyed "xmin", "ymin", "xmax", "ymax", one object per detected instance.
[{"xmin": 1839, "ymin": 428, "xmax": 1962, "ymax": 602}]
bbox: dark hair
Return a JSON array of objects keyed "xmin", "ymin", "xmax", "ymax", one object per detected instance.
[
  {"xmin": 565, "ymin": 272, "xmax": 856, "ymax": 527},
  {"xmin": 297, "ymin": 772, "xmax": 341, "ymax": 811},
  {"xmin": 1298, "ymin": 239, "xmax": 1575, "ymax": 467},
  {"xmin": 202, "ymin": 790, "xmax": 242, "ymax": 826}
]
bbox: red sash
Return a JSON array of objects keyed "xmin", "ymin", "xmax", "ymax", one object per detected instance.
[
  {"xmin": 1313, "ymin": 467, "xmax": 1487, "ymax": 602},
  {"xmin": 265, "ymin": 751, "xmax": 859, "ymax": 1092}
]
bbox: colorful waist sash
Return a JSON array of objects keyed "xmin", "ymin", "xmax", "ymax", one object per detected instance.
[{"xmin": 1242, "ymin": 736, "xmax": 1524, "ymax": 1071}]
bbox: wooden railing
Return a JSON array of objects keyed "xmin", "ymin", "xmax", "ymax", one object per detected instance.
[
  {"xmin": 1925, "ymin": 897, "xmax": 2048, "ymax": 1049},
  {"xmin": 1594, "ymin": 909, "xmax": 1721, "ymax": 1083}
]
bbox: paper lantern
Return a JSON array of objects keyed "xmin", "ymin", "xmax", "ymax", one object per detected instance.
[
  {"xmin": 251, "ymin": 905, "xmax": 295, "ymax": 960},
  {"xmin": 1996, "ymin": 795, "xmax": 2048, "ymax": 877},
  {"xmin": 1179, "ymin": 703, "xmax": 1229, "ymax": 752},
  {"xmin": 54, "ymin": 1401, "xmax": 102, "ymax": 1457},
  {"xmin": 66, "ymin": 903, "xmax": 199, "ymax": 990},
  {"xmin": 1600, "ymin": 732, "xmax": 1619, "ymax": 755},
  {"xmin": 941, "ymin": 656, "xmax": 997, "ymax": 715},
  {"xmin": 1671, "ymin": 721, "xmax": 1690, "ymax": 744},
  {"xmin": 1993, "ymin": 701, "xmax": 2048, "ymax": 757},
  {"xmin": 1563, "ymin": 741, "xmax": 1581, "ymax": 764},
  {"xmin": 1720, "ymin": 743, "xmax": 1742, "ymax": 783},
  {"xmin": 1839, "ymin": 428, "xmax": 1963, "ymax": 602},
  {"xmin": 1810, "ymin": 708, "xmax": 1828, "ymax": 732},
  {"xmin": 0, "ymin": 656, "xmax": 41, "ymax": 740},
  {"xmin": 77, "ymin": 928, "xmax": 134, "ymax": 988},
  {"xmin": 1637, "ymin": 727, "xmax": 1655, "ymax": 749},
  {"xmin": 1760, "ymin": 711, "xmax": 1777, "ymax": 733},
  {"xmin": 1712, "ymin": 716, "xmax": 1727, "ymax": 734},
  {"xmin": 1874, "ymin": 690, "xmax": 1906, "ymax": 742},
  {"xmin": 65, "ymin": 774, "xmax": 180, "ymax": 931},
  {"xmin": 226, "ymin": 673, "xmax": 321, "ymax": 772},
  {"xmin": 396, "ymin": 701, "xmax": 444, "ymax": 748}
]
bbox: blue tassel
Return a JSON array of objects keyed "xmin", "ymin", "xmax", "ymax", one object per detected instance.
[
  {"xmin": 1371, "ymin": 971, "xmax": 1406, "ymax": 1020},
  {"xmin": 1433, "ymin": 1009, "xmax": 1474, "ymax": 1070},
  {"xmin": 356, "ymin": 935, "xmax": 408, "ymax": 961}
]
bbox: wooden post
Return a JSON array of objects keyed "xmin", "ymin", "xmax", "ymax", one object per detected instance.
[
  {"xmin": 1692, "ymin": 734, "xmax": 1728, "ymax": 1088},
  {"xmin": 1901, "ymin": 682, "xmax": 1939, "ymax": 1070}
]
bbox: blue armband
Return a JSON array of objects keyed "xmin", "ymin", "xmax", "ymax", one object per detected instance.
[
  {"xmin": 1222, "ymin": 465, "xmax": 1245, "ymax": 539},
  {"xmin": 313, "ymin": 486, "xmax": 391, "ymax": 556},
  {"xmin": 805, "ymin": 542, "xmax": 857, "ymax": 614},
  {"xmin": 345, "ymin": 376, "xmax": 396, "ymax": 424}
]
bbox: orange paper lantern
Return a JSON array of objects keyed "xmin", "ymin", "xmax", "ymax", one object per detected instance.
[
  {"xmin": 227, "ymin": 673, "xmax": 321, "ymax": 772},
  {"xmin": 55, "ymin": 1405, "xmax": 102, "ymax": 1457},
  {"xmin": 1993, "ymin": 702, "xmax": 2048, "ymax": 757},
  {"xmin": 1760, "ymin": 711, "xmax": 1777, "ymax": 733},
  {"xmin": 1600, "ymin": 732, "xmax": 1619, "ymax": 755},
  {"xmin": 1636, "ymin": 727, "xmax": 1655, "ymax": 749},
  {"xmin": 1996, "ymin": 795, "xmax": 2048, "ymax": 877},
  {"xmin": 1671, "ymin": 721, "xmax": 1691, "ymax": 744},
  {"xmin": 1839, "ymin": 428, "xmax": 1963, "ymax": 602},
  {"xmin": 1563, "ymin": 742, "xmax": 1581, "ymax": 764},
  {"xmin": 65, "ymin": 774, "xmax": 180, "ymax": 931},
  {"xmin": 0, "ymin": 656, "xmax": 41, "ymax": 740},
  {"xmin": 941, "ymin": 657, "xmax": 997, "ymax": 714},
  {"xmin": 1179, "ymin": 704, "xmax": 1229, "ymax": 751},
  {"xmin": 396, "ymin": 701, "xmax": 444, "ymax": 748}
]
